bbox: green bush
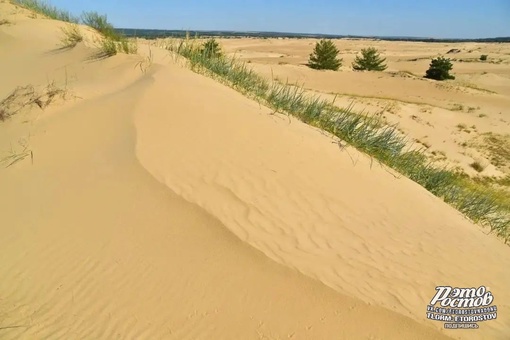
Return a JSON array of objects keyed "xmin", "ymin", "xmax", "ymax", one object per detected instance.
[
  {"xmin": 480, "ymin": 54, "xmax": 488, "ymax": 61},
  {"xmin": 201, "ymin": 38, "xmax": 222, "ymax": 58},
  {"xmin": 425, "ymin": 56, "xmax": 455, "ymax": 80},
  {"xmin": 307, "ymin": 39, "xmax": 342, "ymax": 71},
  {"xmin": 352, "ymin": 47, "xmax": 387, "ymax": 71}
]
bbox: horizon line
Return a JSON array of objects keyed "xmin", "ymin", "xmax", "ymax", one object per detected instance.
[{"xmin": 116, "ymin": 28, "xmax": 510, "ymax": 41}]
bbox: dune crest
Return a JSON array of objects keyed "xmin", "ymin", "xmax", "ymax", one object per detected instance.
[
  {"xmin": 1, "ymin": 2, "xmax": 508, "ymax": 339},
  {"xmin": 0, "ymin": 5, "xmax": 452, "ymax": 340},
  {"xmin": 134, "ymin": 56, "xmax": 510, "ymax": 339}
]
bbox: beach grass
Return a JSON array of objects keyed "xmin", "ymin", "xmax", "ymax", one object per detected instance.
[
  {"xmin": 169, "ymin": 37, "xmax": 510, "ymax": 242},
  {"xmin": 13, "ymin": 1, "xmax": 137, "ymax": 56},
  {"xmin": 13, "ymin": 0, "xmax": 79, "ymax": 23},
  {"xmin": 59, "ymin": 23, "xmax": 83, "ymax": 48}
]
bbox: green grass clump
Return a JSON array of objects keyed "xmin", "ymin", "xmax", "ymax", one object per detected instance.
[
  {"xmin": 13, "ymin": 1, "xmax": 137, "ymax": 56},
  {"xmin": 80, "ymin": 11, "xmax": 120, "ymax": 41},
  {"xmin": 170, "ymin": 36, "xmax": 510, "ymax": 242},
  {"xmin": 80, "ymin": 12, "xmax": 136, "ymax": 57},
  {"xmin": 97, "ymin": 37, "xmax": 137, "ymax": 58},
  {"xmin": 59, "ymin": 23, "xmax": 83, "ymax": 48},
  {"xmin": 13, "ymin": 0, "xmax": 79, "ymax": 23},
  {"xmin": 201, "ymin": 38, "xmax": 222, "ymax": 58},
  {"xmin": 99, "ymin": 37, "xmax": 118, "ymax": 57},
  {"xmin": 119, "ymin": 39, "xmax": 137, "ymax": 54}
]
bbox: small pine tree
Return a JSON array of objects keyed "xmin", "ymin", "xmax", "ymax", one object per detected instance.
[
  {"xmin": 352, "ymin": 47, "xmax": 387, "ymax": 71},
  {"xmin": 201, "ymin": 38, "xmax": 222, "ymax": 58},
  {"xmin": 308, "ymin": 39, "xmax": 342, "ymax": 71},
  {"xmin": 425, "ymin": 56, "xmax": 455, "ymax": 80}
]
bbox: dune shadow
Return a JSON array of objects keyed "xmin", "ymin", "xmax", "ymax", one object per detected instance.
[
  {"xmin": 83, "ymin": 50, "xmax": 114, "ymax": 62},
  {"xmin": 43, "ymin": 46, "xmax": 75, "ymax": 56}
]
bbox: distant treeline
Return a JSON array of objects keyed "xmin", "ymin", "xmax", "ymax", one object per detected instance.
[{"xmin": 117, "ymin": 28, "xmax": 510, "ymax": 43}]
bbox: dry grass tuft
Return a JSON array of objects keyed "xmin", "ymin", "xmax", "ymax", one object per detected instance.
[
  {"xmin": 59, "ymin": 23, "xmax": 83, "ymax": 48},
  {"xmin": 0, "ymin": 138, "xmax": 32, "ymax": 168},
  {"xmin": 0, "ymin": 82, "xmax": 68, "ymax": 121}
]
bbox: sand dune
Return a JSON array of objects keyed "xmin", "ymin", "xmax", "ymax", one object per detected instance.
[
  {"xmin": 220, "ymin": 38, "xmax": 510, "ymax": 177},
  {"xmin": 2, "ymin": 68, "xmax": 449, "ymax": 339},
  {"xmin": 1, "ymin": 3, "xmax": 509, "ymax": 339},
  {"xmin": 134, "ymin": 56, "xmax": 510, "ymax": 340}
]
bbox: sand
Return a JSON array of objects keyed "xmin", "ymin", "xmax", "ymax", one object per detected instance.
[
  {"xmin": 219, "ymin": 38, "xmax": 510, "ymax": 177},
  {"xmin": 1, "ymin": 2, "xmax": 509, "ymax": 339}
]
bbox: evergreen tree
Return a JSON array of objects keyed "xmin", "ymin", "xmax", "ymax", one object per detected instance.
[
  {"xmin": 201, "ymin": 38, "xmax": 222, "ymax": 58},
  {"xmin": 425, "ymin": 56, "xmax": 455, "ymax": 80},
  {"xmin": 308, "ymin": 39, "xmax": 342, "ymax": 71},
  {"xmin": 352, "ymin": 47, "xmax": 387, "ymax": 71}
]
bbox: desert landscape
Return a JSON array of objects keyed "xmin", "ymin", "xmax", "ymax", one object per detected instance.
[
  {"xmin": 1, "ymin": 1, "xmax": 509, "ymax": 339},
  {"xmin": 217, "ymin": 38, "xmax": 510, "ymax": 178}
]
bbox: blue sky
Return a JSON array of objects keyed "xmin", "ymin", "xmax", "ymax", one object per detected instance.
[{"xmin": 51, "ymin": 0, "xmax": 510, "ymax": 39}]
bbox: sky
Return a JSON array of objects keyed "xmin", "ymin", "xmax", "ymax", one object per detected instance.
[{"xmin": 50, "ymin": 0, "xmax": 510, "ymax": 39}]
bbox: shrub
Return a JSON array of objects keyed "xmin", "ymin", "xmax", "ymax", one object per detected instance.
[
  {"xmin": 59, "ymin": 23, "xmax": 83, "ymax": 48},
  {"xmin": 425, "ymin": 56, "xmax": 455, "ymax": 80},
  {"xmin": 480, "ymin": 54, "xmax": 488, "ymax": 61},
  {"xmin": 470, "ymin": 161, "xmax": 485, "ymax": 173},
  {"xmin": 201, "ymin": 38, "xmax": 222, "ymax": 58},
  {"xmin": 352, "ymin": 47, "xmax": 387, "ymax": 71},
  {"xmin": 307, "ymin": 39, "xmax": 342, "ymax": 71}
]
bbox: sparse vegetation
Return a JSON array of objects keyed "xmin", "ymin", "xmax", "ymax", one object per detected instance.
[
  {"xmin": 12, "ymin": 0, "xmax": 79, "ymax": 23},
  {"xmin": 425, "ymin": 56, "xmax": 455, "ymax": 81},
  {"xmin": 451, "ymin": 103, "xmax": 464, "ymax": 111},
  {"xmin": 80, "ymin": 11, "xmax": 120, "ymax": 41},
  {"xmin": 307, "ymin": 39, "xmax": 342, "ymax": 71},
  {"xmin": 201, "ymin": 38, "xmax": 222, "ymax": 58},
  {"xmin": 480, "ymin": 133, "xmax": 510, "ymax": 170},
  {"xmin": 480, "ymin": 54, "xmax": 488, "ymax": 61},
  {"xmin": 352, "ymin": 47, "xmax": 387, "ymax": 71},
  {"xmin": 14, "ymin": 2, "xmax": 137, "ymax": 56},
  {"xmin": 0, "ymin": 82, "xmax": 68, "ymax": 121},
  {"xmin": 119, "ymin": 38, "xmax": 137, "ymax": 54},
  {"xmin": 80, "ymin": 12, "xmax": 137, "ymax": 57},
  {"xmin": 0, "ymin": 138, "xmax": 32, "ymax": 168},
  {"xmin": 470, "ymin": 161, "xmax": 485, "ymax": 173},
  {"xmin": 135, "ymin": 47, "xmax": 153, "ymax": 74},
  {"xmin": 170, "ymin": 36, "xmax": 510, "ymax": 241},
  {"xmin": 59, "ymin": 23, "xmax": 83, "ymax": 48},
  {"xmin": 99, "ymin": 37, "xmax": 118, "ymax": 57}
]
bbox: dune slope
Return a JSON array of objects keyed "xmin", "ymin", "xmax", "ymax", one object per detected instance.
[
  {"xmin": 0, "ymin": 8, "xmax": 453, "ymax": 340},
  {"xmin": 134, "ymin": 54, "xmax": 510, "ymax": 339}
]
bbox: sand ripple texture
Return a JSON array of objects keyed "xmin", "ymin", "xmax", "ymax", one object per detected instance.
[{"xmin": 135, "ymin": 63, "xmax": 510, "ymax": 339}]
